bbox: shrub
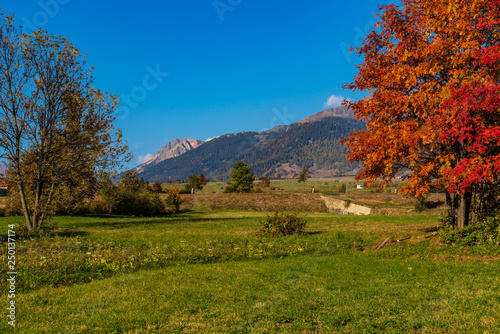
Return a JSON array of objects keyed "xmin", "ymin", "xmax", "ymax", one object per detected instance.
[
  {"xmin": 440, "ymin": 214, "xmax": 500, "ymax": 246},
  {"xmin": 185, "ymin": 174, "xmax": 203, "ymax": 193},
  {"xmin": 88, "ymin": 196, "xmax": 111, "ymax": 214},
  {"xmin": 151, "ymin": 181, "xmax": 163, "ymax": 193},
  {"xmin": 415, "ymin": 196, "xmax": 426, "ymax": 212},
  {"xmin": 97, "ymin": 183, "xmax": 164, "ymax": 216},
  {"xmin": 260, "ymin": 177, "xmax": 271, "ymax": 188},
  {"xmin": 165, "ymin": 187, "xmax": 182, "ymax": 213},
  {"xmin": 339, "ymin": 184, "xmax": 347, "ymax": 193},
  {"xmin": 4, "ymin": 189, "xmax": 23, "ymax": 216},
  {"xmin": 52, "ymin": 183, "xmax": 93, "ymax": 215},
  {"xmin": 260, "ymin": 212, "xmax": 307, "ymax": 237}
]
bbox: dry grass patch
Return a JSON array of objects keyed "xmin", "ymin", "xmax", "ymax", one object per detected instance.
[{"xmin": 181, "ymin": 192, "xmax": 329, "ymax": 212}]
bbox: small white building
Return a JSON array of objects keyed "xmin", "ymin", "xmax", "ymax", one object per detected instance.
[{"xmin": 356, "ymin": 185, "xmax": 363, "ymax": 189}]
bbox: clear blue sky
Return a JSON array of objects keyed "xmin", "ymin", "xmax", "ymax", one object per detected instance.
[{"xmin": 2, "ymin": 0, "xmax": 394, "ymax": 168}]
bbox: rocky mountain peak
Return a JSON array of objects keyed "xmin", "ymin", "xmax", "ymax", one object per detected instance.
[{"xmin": 135, "ymin": 138, "xmax": 204, "ymax": 173}]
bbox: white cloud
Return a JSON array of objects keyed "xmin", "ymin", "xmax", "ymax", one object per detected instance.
[
  {"xmin": 138, "ymin": 153, "xmax": 152, "ymax": 164},
  {"xmin": 205, "ymin": 136, "xmax": 220, "ymax": 142},
  {"xmin": 324, "ymin": 95, "xmax": 351, "ymax": 108}
]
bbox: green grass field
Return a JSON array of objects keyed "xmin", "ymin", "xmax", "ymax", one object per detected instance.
[
  {"xmin": 1, "ymin": 210, "xmax": 500, "ymax": 333},
  {"xmin": 167, "ymin": 177, "xmax": 399, "ymax": 195}
]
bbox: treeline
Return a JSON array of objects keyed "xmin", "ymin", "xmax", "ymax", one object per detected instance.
[{"xmin": 1, "ymin": 171, "xmax": 168, "ymax": 218}]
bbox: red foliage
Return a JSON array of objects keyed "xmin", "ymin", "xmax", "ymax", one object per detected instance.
[
  {"xmin": 343, "ymin": 0, "xmax": 500, "ymax": 198},
  {"xmin": 260, "ymin": 177, "xmax": 271, "ymax": 188},
  {"xmin": 198, "ymin": 173, "xmax": 208, "ymax": 186},
  {"xmin": 437, "ymin": 78, "xmax": 500, "ymax": 193}
]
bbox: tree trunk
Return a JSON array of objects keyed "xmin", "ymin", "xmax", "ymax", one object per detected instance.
[
  {"xmin": 457, "ymin": 191, "xmax": 472, "ymax": 229},
  {"xmin": 37, "ymin": 182, "xmax": 55, "ymax": 230},
  {"xmin": 32, "ymin": 178, "xmax": 43, "ymax": 230},
  {"xmin": 446, "ymin": 193, "xmax": 456, "ymax": 229},
  {"xmin": 17, "ymin": 180, "xmax": 33, "ymax": 231}
]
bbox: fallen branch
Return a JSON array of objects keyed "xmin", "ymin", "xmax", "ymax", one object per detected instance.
[{"xmin": 373, "ymin": 237, "xmax": 391, "ymax": 251}]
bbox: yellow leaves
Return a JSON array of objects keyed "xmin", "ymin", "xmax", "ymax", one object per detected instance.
[{"xmin": 420, "ymin": 132, "xmax": 435, "ymax": 146}]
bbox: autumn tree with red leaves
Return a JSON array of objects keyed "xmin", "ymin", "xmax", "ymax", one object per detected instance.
[
  {"xmin": 343, "ymin": 0, "xmax": 500, "ymax": 228},
  {"xmin": 260, "ymin": 177, "xmax": 271, "ymax": 188},
  {"xmin": 198, "ymin": 173, "xmax": 208, "ymax": 186}
]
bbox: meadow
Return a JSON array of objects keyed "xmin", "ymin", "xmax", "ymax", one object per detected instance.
[
  {"xmin": 168, "ymin": 177, "xmax": 385, "ymax": 195},
  {"xmin": 1, "ymin": 206, "xmax": 499, "ymax": 333}
]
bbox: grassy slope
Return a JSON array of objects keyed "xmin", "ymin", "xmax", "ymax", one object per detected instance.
[{"xmin": 1, "ymin": 212, "xmax": 499, "ymax": 333}]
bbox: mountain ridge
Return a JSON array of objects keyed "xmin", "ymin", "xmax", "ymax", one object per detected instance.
[
  {"xmin": 136, "ymin": 138, "xmax": 204, "ymax": 173},
  {"xmin": 294, "ymin": 105, "xmax": 354, "ymax": 124},
  {"xmin": 135, "ymin": 105, "xmax": 362, "ymax": 181},
  {"xmin": 209, "ymin": 116, "xmax": 364, "ymax": 180}
]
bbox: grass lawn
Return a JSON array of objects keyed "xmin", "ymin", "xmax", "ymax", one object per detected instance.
[
  {"xmin": 162, "ymin": 178, "xmax": 400, "ymax": 195},
  {"xmin": 1, "ymin": 211, "xmax": 499, "ymax": 333}
]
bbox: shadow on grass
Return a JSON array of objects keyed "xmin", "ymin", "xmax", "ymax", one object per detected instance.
[
  {"xmin": 419, "ymin": 226, "xmax": 441, "ymax": 233},
  {"xmin": 56, "ymin": 214, "xmax": 256, "ymax": 231},
  {"xmin": 53, "ymin": 230, "xmax": 91, "ymax": 238},
  {"xmin": 0, "ymin": 229, "xmax": 90, "ymax": 241},
  {"xmin": 425, "ymin": 200, "xmax": 445, "ymax": 209},
  {"xmin": 3, "ymin": 212, "xmax": 260, "ymax": 238},
  {"xmin": 306, "ymin": 231, "xmax": 323, "ymax": 235}
]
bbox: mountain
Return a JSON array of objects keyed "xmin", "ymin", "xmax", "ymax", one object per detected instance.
[
  {"xmin": 135, "ymin": 105, "xmax": 365, "ymax": 181},
  {"xmin": 295, "ymin": 105, "xmax": 355, "ymax": 124},
  {"xmin": 210, "ymin": 116, "xmax": 364, "ymax": 179},
  {"xmin": 0, "ymin": 161, "xmax": 6, "ymax": 176},
  {"xmin": 135, "ymin": 138, "xmax": 204, "ymax": 173},
  {"xmin": 137, "ymin": 125, "xmax": 290, "ymax": 181}
]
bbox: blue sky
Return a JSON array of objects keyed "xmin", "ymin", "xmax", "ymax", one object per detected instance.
[{"xmin": 2, "ymin": 0, "xmax": 393, "ymax": 168}]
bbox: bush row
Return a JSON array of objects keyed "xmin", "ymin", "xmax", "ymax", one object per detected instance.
[{"xmin": 1, "ymin": 186, "xmax": 184, "ymax": 217}]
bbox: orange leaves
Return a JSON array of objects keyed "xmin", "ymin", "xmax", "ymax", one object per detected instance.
[{"xmin": 343, "ymin": 0, "xmax": 500, "ymax": 198}]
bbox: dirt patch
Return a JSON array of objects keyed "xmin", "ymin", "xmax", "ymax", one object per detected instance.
[
  {"xmin": 320, "ymin": 195, "xmax": 371, "ymax": 215},
  {"xmin": 180, "ymin": 193, "xmax": 328, "ymax": 212},
  {"xmin": 336, "ymin": 193, "xmax": 447, "ymax": 215}
]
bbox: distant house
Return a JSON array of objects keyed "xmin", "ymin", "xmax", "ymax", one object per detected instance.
[{"xmin": 356, "ymin": 185, "xmax": 363, "ymax": 189}]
